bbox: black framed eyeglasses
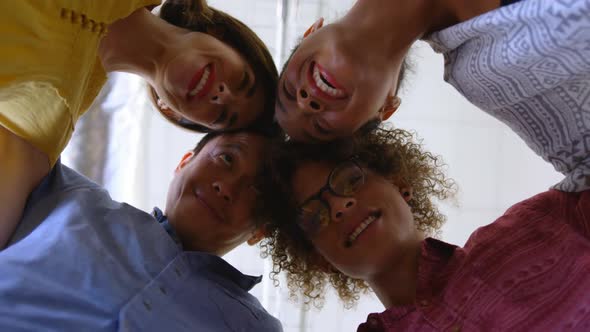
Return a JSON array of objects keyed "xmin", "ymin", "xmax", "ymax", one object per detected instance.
[{"xmin": 296, "ymin": 159, "xmax": 366, "ymax": 235}]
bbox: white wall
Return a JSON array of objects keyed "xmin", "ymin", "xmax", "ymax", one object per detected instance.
[{"xmin": 99, "ymin": 1, "xmax": 564, "ymax": 331}]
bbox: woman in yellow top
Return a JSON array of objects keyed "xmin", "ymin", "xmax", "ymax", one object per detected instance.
[{"xmin": 0, "ymin": 0, "xmax": 278, "ymax": 248}]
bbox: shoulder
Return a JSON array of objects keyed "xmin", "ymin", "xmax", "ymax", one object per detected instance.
[{"xmin": 69, "ymin": 0, "xmax": 162, "ymax": 25}]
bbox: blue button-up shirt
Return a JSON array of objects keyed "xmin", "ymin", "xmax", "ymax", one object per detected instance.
[{"xmin": 0, "ymin": 161, "xmax": 282, "ymax": 332}]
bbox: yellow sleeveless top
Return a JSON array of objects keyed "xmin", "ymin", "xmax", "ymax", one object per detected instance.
[{"xmin": 0, "ymin": 0, "xmax": 160, "ymax": 165}]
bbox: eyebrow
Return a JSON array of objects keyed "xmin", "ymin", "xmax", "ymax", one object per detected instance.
[
  {"xmin": 302, "ymin": 129, "xmax": 320, "ymax": 143},
  {"xmin": 220, "ymin": 142, "xmax": 246, "ymax": 156},
  {"xmin": 246, "ymin": 76, "xmax": 258, "ymax": 98},
  {"xmin": 228, "ymin": 113, "xmax": 238, "ymax": 128},
  {"xmin": 211, "ymin": 106, "xmax": 238, "ymax": 129},
  {"xmin": 212, "ymin": 108, "xmax": 228, "ymax": 125},
  {"xmin": 313, "ymin": 118, "xmax": 337, "ymax": 140}
]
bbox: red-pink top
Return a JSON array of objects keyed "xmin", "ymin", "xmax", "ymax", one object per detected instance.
[{"xmin": 358, "ymin": 189, "xmax": 590, "ymax": 332}]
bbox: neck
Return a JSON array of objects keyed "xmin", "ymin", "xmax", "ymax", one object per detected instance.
[
  {"xmin": 367, "ymin": 237, "xmax": 423, "ymax": 308},
  {"xmin": 339, "ymin": 0, "xmax": 500, "ymax": 58},
  {"xmin": 98, "ymin": 8, "xmax": 182, "ymax": 84},
  {"xmin": 447, "ymin": 0, "xmax": 501, "ymax": 23},
  {"xmin": 339, "ymin": 0, "xmax": 456, "ymax": 58}
]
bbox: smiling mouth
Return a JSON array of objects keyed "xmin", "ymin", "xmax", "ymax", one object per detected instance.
[
  {"xmin": 308, "ymin": 62, "xmax": 347, "ymax": 99},
  {"xmin": 187, "ymin": 64, "xmax": 215, "ymax": 100},
  {"xmin": 193, "ymin": 189, "xmax": 224, "ymax": 223},
  {"xmin": 345, "ymin": 210, "xmax": 382, "ymax": 248}
]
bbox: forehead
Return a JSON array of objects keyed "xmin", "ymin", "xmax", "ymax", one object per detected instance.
[
  {"xmin": 203, "ymin": 132, "xmax": 268, "ymax": 151},
  {"xmin": 205, "ymin": 132, "xmax": 267, "ymax": 156},
  {"xmin": 291, "ymin": 161, "xmax": 335, "ymax": 202},
  {"xmin": 235, "ymin": 87, "xmax": 266, "ymax": 129}
]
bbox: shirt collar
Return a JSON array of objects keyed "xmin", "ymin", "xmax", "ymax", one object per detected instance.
[
  {"xmin": 371, "ymin": 238, "xmax": 461, "ymax": 324},
  {"xmin": 201, "ymin": 254, "xmax": 263, "ymax": 291},
  {"xmin": 152, "ymin": 207, "xmax": 183, "ymax": 249},
  {"xmin": 151, "ymin": 207, "xmax": 262, "ymax": 291},
  {"xmin": 415, "ymin": 237, "xmax": 461, "ymax": 302}
]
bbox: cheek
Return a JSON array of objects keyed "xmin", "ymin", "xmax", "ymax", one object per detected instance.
[
  {"xmin": 354, "ymin": 79, "xmax": 392, "ymax": 110},
  {"xmin": 165, "ymin": 176, "xmax": 184, "ymax": 213},
  {"xmin": 236, "ymin": 92, "xmax": 265, "ymax": 128},
  {"xmin": 228, "ymin": 196, "xmax": 256, "ymax": 226},
  {"xmin": 310, "ymin": 232, "xmax": 347, "ymax": 267},
  {"xmin": 216, "ymin": 48, "xmax": 246, "ymax": 81},
  {"xmin": 368, "ymin": 184, "xmax": 416, "ymax": 247},
  {"xmin": 323, "ymin": 112, "xmax": 364, "ymax": 134}
]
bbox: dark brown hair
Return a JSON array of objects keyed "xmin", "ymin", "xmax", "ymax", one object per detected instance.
[
  {"xmin": 257, "ymin": 125, "xmax": 456, "ymax": 308},
  {"xmin": 152, "ymin": 0, "xmax": 278, "ymax": 133}
]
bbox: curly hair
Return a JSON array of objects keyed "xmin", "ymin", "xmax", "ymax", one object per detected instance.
[{"xmin": 256, "ymin": 125, "xmax": 456, "ymax": 308}]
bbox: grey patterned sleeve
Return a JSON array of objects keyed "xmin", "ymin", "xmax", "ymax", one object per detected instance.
[{"xmin": 426, "ymin": 0, "xmax": 590, "ymax": 192}]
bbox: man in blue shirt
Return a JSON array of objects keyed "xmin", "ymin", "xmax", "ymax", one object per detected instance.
[{"xmin": 0, "ymin": 129, "xmax": 283, "ymax": 332}]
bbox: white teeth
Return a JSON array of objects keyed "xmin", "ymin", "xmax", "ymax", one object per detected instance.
[
  {"xmin": 189, "ymin": 67, "xmax": 211, "ymax": 97},
  {"xmin": 313, "ymin": 65, "xmax": 345, "ymax": 98},
  {"xmin": 347, "ymin": 214, "xmax": 377, "ymax": 244}
]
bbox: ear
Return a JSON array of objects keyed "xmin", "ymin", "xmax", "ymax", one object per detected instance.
[
  {"xmin": 400, "ymin": 187, "xmax": 413, "ymax": 202},
  {"xmin": 158, "ymin": 100, "xmax": 184, "ymax": 122},
  {"xmin": 303, "ymin": 17, "xmax": 325, "ymax": 38},
  {"xmin": 379, "ymin": 95, "xmax": 402, "ymax": 121},
  {"xmin": 175, "ymin": 151, "xmax": 195, "ymax": 173},
  {"xmin": 247, "ymin": 227, "xmax": 266, "ymax": 246}
]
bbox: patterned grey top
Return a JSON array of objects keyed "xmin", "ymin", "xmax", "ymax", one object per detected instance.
[{"xmin": 427, "ymin": 0, "xmax": 590, "ymax": 192}]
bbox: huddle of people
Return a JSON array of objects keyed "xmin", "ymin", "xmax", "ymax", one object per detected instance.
[{"xmin": 0, "ymin": 0, "xmax": 588, "ymax": 331}]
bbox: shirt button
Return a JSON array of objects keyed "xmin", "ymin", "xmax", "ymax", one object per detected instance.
[
  {"xmin": 419, "ymin": 300, "xmax": 430, "ymax": 307},
  {"xmin": 451, "ymin": 325, "xmax": 461, "ymax": 332},
  {"xmin": 159, "ymin": 286, "xmax": 167, "ymax": 295},
  {"xmin": 143, "ymin": 299, "xmax": 152, "ymax": 311}
]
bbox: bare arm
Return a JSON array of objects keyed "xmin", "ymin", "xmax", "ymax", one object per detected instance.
[
  {"xmin": 0, "ymin": 126, "xmax": 49, "ymax": 248},
  {"xmin": 448, "ymin": 0, "xmax": 501, "ymax": 23}
]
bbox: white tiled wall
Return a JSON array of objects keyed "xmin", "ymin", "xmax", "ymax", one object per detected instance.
[{"xmin": 111, "ymin": 1, "xmax": 564, "ymax": 332}]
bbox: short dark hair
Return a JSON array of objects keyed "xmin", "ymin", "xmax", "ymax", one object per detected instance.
[
  {"xmin": 192, "ymin": 122, "xmax": 285, "ymax": 156},
  {"xmin": 151, "ymin": 0, "xmax": 279, "ymax": 133}
]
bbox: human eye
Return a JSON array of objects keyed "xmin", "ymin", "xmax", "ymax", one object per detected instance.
[
  {"xmin": 238, "ymin": 70, "xmax": 250, "ymax": 91},
  {"xmin": 297, "ymin": 210, "xmax": 321, "ymax": 235},
  {"xmin": 349, "ymin": 174, "xmax": 363, "ymax": 186},
  {"xmin": 212, "ymin": 108, "xmax": 228, "ymax": 125},
  {"xmin": 313, "ymin": 119, "xmax": 331, "ymax": 136},
  {"xmin": 283, "ymin": 80, "xmax": 296, "ymax": 101},
  {"xmin": 212, "ymin": 151, "xmax": 234, "ymax": 167},
  {"xmin": 340, "ymin": 174, "xmax": 363, "ymax": 195},
  {"xmin": 249, "ymin": 184, "xmax": 261, "ymax": 196}
]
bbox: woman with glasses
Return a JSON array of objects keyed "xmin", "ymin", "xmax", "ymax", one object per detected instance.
[{"xmin": 258, "ymin": 125, "xmax": 590, "ymax": 331}]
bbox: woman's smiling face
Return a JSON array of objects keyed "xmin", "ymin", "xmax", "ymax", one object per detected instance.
[
  {"xmin": 291, "ymin": 160, "xmax": 418, "ymax": 279},
  {"xmin": 152, "ymin": 31, "xmax": 265, "ymax": 131},
  {"xmin": 275, "ymin": 20, "xmax": 405, "ymax": 142}
]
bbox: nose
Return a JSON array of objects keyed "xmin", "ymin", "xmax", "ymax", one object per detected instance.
[
  {"xmin": 210, "ymin": 82, "xmax": 235, "ymax": 104},
  {"xmin": 324, "ymin": 194, "xmax": 356, "ymax": 223},
  {"xmin": 212, "ymin": 181, "xmax": 233, "ymax": 204},
  {"xmin": 297, "ymin": 87, "xmax": 324, "ymax": 113}
]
